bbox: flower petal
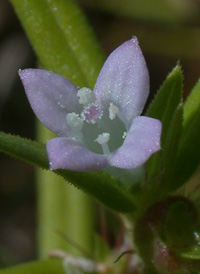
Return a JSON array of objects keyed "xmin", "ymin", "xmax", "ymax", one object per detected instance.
[
  {"xmin": 93, "ymin": 37, "xmax": 149, "ymax": 127},
  {"xmin": 19, "ymin": 69, "xmax": 80, "ymax": 136},
  {"xmin": 109, "ymin": 116, "xmax": 161, "ymax": 169},
  {"xmin": 47, "ymin": 137, "xmax": 108, "ymax": 171}
]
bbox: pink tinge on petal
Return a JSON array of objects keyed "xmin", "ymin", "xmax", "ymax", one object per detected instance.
[
  {"xmin": 47, "ymin": 137, "xmax": 108, "ymax": 171},
  {"xmin": 109, "ymin": 116, "xmax": 162, "ymax": 169},
  {"xmin": 19, "ymin": 69, "xmax": 80, "ymax": 137},
  {"xmin": 94, "ymin": 37, "xmax": 149, "ymax": 127}
]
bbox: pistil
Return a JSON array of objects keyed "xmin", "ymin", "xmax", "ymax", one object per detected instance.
[{"xmin": 95, "ymin": 133, "xmax": 110, "ymax": 155}]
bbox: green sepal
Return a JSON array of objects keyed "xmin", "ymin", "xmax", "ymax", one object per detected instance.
[
  {"xmin": 146, "ymin": 65, "xmax": 183, "ymax": 180},
  {"xmin": 0, "ymin": 132, "xmax": 136, "ymax": 213},
  {"xmin": 0, "ymin": 259, "xmax": 64, "ymax": 274}
]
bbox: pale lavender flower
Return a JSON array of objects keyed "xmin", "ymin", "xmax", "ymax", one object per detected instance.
[{"xmin": 19, "ymin": 37, "xmax": 161, "ymax": 172}]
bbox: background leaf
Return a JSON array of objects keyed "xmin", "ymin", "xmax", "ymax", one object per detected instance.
[{"xmin": 0, "ymin": 259, "xmax": 64, "ymax": 274}]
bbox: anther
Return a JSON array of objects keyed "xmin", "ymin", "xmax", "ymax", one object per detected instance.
[
  {"xmin": 109, "ymin": 102, "xmax": 119, "ymax": 120},
  {"xmin": 122, "ymin": 132, "xmax": 127, "ymax": 139},
  {"xmin": 109, "ymin": 102, "xmax": 128, "ymax": 129},
  {"xmin": 77, "ymin": 87, "xmax": 95, "ymax": 105},
  {"xmin": 66, "ymin": 112, "xmax": 83, "ymax": 130}
]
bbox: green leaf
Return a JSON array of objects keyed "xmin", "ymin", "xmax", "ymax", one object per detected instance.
[
  {"xmin": 146, "ymin": 65, "xmax": 183, "ymax": 144},
  {"xmin": 161, "ymin": 104, "xmax": 183, "ymax": 192},
  {"xmin": 10, "ymin": 0, "xmax": 105, "ymax": 88},
  {"xmin": 0, "ymin": 132, "xmax": 136, "ymax": 213},
  {"xmin": 183, "ymin": 79, "xmax": 200, "ymax": 129},
  {"xmin": 0, "ymin": 259, "xmax": 64, "ymax": 274},
  {"xmin": 162, "ymin": 104, "xmax": 183, "ymax": 170},
  {"xmin": 46, "ymin": 0, "xmax": 104, "ymax": 88},
  {"xmin": 146, "ymin": 65, "xmax": 183, "ymax": 180},
  {"xmin": 170, "ymin": 80, "xmax": 200, "ymax": 189},
  {"xmin": 173, "ymin": 115, "xmax": 200, "ymax": 189}
]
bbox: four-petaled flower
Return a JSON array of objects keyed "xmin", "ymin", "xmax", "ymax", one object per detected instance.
[{"xmin": 19, "ymin": 37, "xmax": 162, "ymax": 172}]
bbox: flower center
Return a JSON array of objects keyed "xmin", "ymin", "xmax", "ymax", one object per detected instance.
[
  {"xmin": 66, "ymin": 87, "xmax": 127, "ymax": 155},
  {"xmin": 81, "ymin": 104, "xmax": 103, "ymax": 124}
]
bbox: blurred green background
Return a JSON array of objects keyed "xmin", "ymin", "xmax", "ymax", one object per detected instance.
[{"xmin": 0, "ymin": 0, "xmax": 199, "ymax": 267}]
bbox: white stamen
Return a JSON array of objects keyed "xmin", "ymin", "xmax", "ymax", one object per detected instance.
[
  {"xmin": 122, "ymin": 132, "xmax": 127, "ymax": 139},
  {"xmin": 109, "ymin": 102, "xmax": 119, "ymax": 120},
  {"xmin": 77, "ymin": 87, "xmax": 95, "ymax": 105},
  {"xmin": 95, "ymin": 133, "xmax": 110, "ymax": 155},
  {"xmin": 66, "ymin": 112, "xmax": 83, "ymax": 130},
  {"xmin": 109, "ymin": 102, "xmax": 128, "ymax": 129}
]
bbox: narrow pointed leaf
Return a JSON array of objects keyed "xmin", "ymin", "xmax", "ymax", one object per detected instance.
[
  {"xmin": 162, "ymin": 104, "xmax": 183, "ymax": 166},
  {"xmin": 146, "ymin": 65, "xmax": 183, "ymax": 179},
  {"xmin": 161, "ymin": 104, "xmax": 183, "ymax": 192},
  {"xmin": 171, "ymin": 80, "xmax": 200, "ymax": 189},
  {"xmin": 138, "ymin": 105, "xmax": 184, "ymax": 206},
  {"xmin": 0, "ymin": 132, "xmax": 136, "ymax": 213},
  {"xmin": 146, "ymin": 65, "xmax": 183, "ymax": 144},
  {"xmin": 173, "ymin": 108, "xmax": 200, "ymax": 188},
  {"xmin": 183, "ymin": 79, "xmax": 200, "ymax": 129}
]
